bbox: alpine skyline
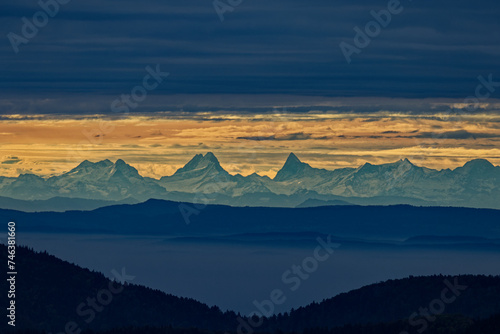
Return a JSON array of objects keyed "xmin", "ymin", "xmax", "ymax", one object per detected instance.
[
  {"xmin": 1, "ymin": 152, "xmax": 499, "ymax": 209},
  {"xmin": 2, "ymin": 1, "xmax": 500, "ymax": 331},
  {"xmin": 1, "ymin": 110, "xmax": 500, "ymax": 179}
]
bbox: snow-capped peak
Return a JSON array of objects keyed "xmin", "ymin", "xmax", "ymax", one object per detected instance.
[
  {"xmin": 274, "ymin": 153, "xmax": 314, "ymax": 181},
  {"xmin": 170, "ymin": 152, "xmax": 226, "ymax": 179}
]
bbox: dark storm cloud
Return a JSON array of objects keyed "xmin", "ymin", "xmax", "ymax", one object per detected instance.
[
  {"xmin": 413, "ymin": 130, "xmax": 500, "ymax": 140},
  {"xmin": 238, "ymin": 135, "xmax": 277, "ymax": 141},
  {"xmin": 1, "ymin": 0, "xmax": 500, "ymax": 114},
  {"xmin": 238, "ymin": 132, "xmax": 324, "ymax": 141},
  {"xmin": 1, "ymin": 156, "xmax": 22, "ymax": 164}
]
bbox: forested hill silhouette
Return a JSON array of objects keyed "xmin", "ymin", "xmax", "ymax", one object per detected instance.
[
  {"xmin": 0, "ymin": 245, "xmax": 238, "ymax": 333},
  {"xmin": 8, "ymin": 314, "xmax": 500, "ymax": 334},
  {"xmin": 2, "ymin": 245, "xmax": 500, "ymax": 333},
  {"xmin": 262, "ymin": 275, "xmax": 500, "ymax": 331}
]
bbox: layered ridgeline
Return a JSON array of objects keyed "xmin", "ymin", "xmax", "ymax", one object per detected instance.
[
  {"xmin": 1, "ymin": 245, "xmax": 500, "ymax": 333},
  {"xmin": 1, "ymin": 153, "xmax": 500, "ymax": 209},
  {"xmin": 3, "ymin": 200, "xmax": 500, "ymax": 239}
]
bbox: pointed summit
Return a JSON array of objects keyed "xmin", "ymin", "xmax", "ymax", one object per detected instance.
[
  {"xmin": 393, "ymin": 158, "xmax": 414, "ymax": 168},
  {"xmin": 114, "ymin": 159, "xmax": 136, "ymax": 169},
  {"xmin": 66, "ymin": 159, "xmax": 112, "ymax": 175},
  {"xmin": 112, "ymin": 159, "xmax": 140, "ymax": 178},
  {"xmin": 204, "ymin": 152, "xmax": 219, "ymax": 163},
  {"xmin": 96, "ymin": 159, "xmax": 113, "ymax": 167},
  {"xmin": 77, "ymin": 160, "xmax": 93, "ymax": 168},
  {"xmin": 285, "ymin": 152, "xmax": 301, "ymax": 165},
  {"xmin": 181, "ymin": 154, "xmax": 204, "ymax": 172},
  {"xmin": 274, "ymin": 153, "xmax": 311, "ymax": 181},
  {"xmin": 171, "ymin": 152, "xmax": 226, "ymax": 178}
]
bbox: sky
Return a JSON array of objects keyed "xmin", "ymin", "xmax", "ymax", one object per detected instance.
[
  {"xmin": 1, "ymin": 0, "xmax": 500, "ymax": 176},
  {"xmin": 1, "ymin": 110, "xmax": 500, "ymax": 178}
]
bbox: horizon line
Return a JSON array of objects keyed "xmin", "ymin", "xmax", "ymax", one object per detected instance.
[{"xmin": 2, "ymin": 153, "xmax": 496, "ymax": 180}]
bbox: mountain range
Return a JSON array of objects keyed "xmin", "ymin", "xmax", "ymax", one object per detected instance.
[{"xmin": 1, "ymin": 153, "xmax": 500, "ymax": 210}]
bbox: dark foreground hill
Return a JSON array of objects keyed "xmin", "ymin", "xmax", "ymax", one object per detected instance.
[
  {"xmin": 262, "ymin": 275, "xmax": 500, "ymax": 331},
  {"xmin": 7, "ymin": 314, "xmax": 500, "ymax": 334},
  {"xmin": 0, "ymin": 245, "xmax": 237, "ymax": 333},
  {"xmin": 2, "ymin": 245, "xmax": 500, "ymax": 333},
  {"xmin": 108, "ymin": 313, "xmax": 500, "ymax": 334}
]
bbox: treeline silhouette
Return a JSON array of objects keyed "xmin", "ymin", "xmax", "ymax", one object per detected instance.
[
  {"xmin": 8, "ymin": 313, "xmax": 500, "ymax": 334},
  {"xmin": 259, "ymin": 274, "xmax": 500, "ymax": 331},
  {"xmin": 2, "ymin": 245, "xmax": 500, "ymax": 333},
  {"xmin": 0, "ymin": 245, "xmax": 238, "ymax": 333}
]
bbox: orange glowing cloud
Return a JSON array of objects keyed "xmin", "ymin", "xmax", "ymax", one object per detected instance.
[{"xmin": 0, "ymin": 112, "xmax": 499, "ymax": 178}]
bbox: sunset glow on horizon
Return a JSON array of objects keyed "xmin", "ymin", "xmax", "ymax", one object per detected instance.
[{"xmin": 1, "ymin": 111, "xmax": 500, "ymax": 179}]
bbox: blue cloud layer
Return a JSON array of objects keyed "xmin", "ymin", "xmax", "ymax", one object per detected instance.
[{"xmin": 1, "ymin": 0, "xmax": 499, "ymax": 114}]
